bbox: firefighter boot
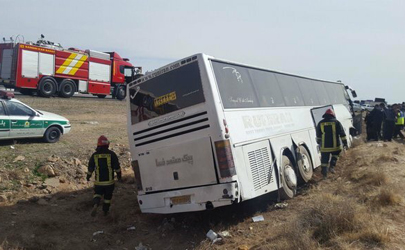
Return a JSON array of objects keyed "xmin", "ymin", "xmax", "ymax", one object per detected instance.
[
  {"xmin": 102, "ymin": 201, "xmax": 111, "ymax": 216},
  {"xmin": 91, "ymin": 196, "xmax": 101, "ymax": 217},
  {"xmin": 321, "ymin": 167, "xmax": 328, "ymax": 180},
  {"xmin": 330, "ymin": 156, "xmax": 338, "ymax": 174}
]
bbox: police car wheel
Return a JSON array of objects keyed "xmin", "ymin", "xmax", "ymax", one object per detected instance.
[
  {"xmin": 279, "ymin": 155, "xmax": 297, "ymax": 200},
  {"xmin": 297, "ymin": 146, "xmax": 313, "ymax": 184},
  {"xmin": 44, "ymin": 127, "xmax": 61, "ymax": 143}
]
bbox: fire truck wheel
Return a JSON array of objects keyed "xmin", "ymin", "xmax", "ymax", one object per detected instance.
[
  {"xmin": 58, "ymin": 79, "xmax": 76, "ymax": 98},
  {"xmin": 38, "ymin": 78, "xmax": 57, "ymax": 98},
  {"xmin": 97, "ymin": 95, "xmax": 107, "ymax": 99},
  {"xmin": 279, "ymin": 155, "xmax": 297, "ymax": 200},
  {"xmin": 116, "ymin": 85, "xmax": 126, "ymax": 100},
  {"xmin": 44, "ymin": 126, "xmax": 61, "ymax": 143}
]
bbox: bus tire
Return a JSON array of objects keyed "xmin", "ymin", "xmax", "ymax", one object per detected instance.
[
  {"xmin": 38, "ymin": 77, "xmax": 57, "ymax": 98},
  {"xmin": 97, "ymin": 95, "xmax": 107, "ymax": 99},
  {"xmin": 297, "ymin": 146, "xmax": 313, "ymax": 184},
  {"xmin": 116, "ymin": 85, "xmax": 126, "ymax": 100},
  {"xmin": 279, "ymin": 155, "xmax": 297, "ymax": 200},
  {"xmin": 43, "ymin": 126, "xmax": 61, "ymax": 143},
  {"xmin": 58, "ymin": 79, "xmax": 76, "ymax": 98}
]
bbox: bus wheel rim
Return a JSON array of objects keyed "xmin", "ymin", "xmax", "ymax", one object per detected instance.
[
  {"xmin": 284, "ymin": 165, "xmax": 297, "ymax": 189},
  {"xmin": 302, "ymin": 154, "xmax": 310, "ymax": 173}
]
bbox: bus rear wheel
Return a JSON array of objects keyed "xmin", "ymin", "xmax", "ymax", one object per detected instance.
[
  {"xmin": 279, "ymin": 155, "xmax": 297, "ymax": 200},
  {"xmin": 297, "ymin": 146, "xmax": 313, "ymax": 184}
]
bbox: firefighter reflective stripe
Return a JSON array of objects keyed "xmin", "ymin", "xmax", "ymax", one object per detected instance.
[
  {"xmin": 93, "ymin": 194, "xmax": 102, "ymax": 198},
  {"xmin": 396, "ymin": 112, "xmax": 404, "ymax": 125},
  {"xmin": 56, "ymin": 53, "xmax": 88, "ymax": 75},
  {"xmin": 94, "ymin": 154, "xmax": 113, "ymax": 186},
  {"xmin": 103, "ymin": 199, "xmax": 111, "ymax": 204},
  {"xmin": 321, "ymin": 122, "xmax": 337, "ymax": 148}
]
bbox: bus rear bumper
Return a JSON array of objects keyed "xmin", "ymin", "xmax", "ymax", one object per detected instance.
[{"xmin": 137, "ymin": 182, "xmax": 238, "ymax": 214}]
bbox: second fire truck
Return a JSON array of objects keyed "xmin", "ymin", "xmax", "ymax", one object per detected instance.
[{"xmin": 0, "ymin": 37, "xmax": 141, "ymax": 99}]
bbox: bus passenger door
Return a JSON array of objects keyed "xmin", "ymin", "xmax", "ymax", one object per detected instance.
[{"xmin": 310, "ymin": 105, "xmax": 333, "ymax": 127}]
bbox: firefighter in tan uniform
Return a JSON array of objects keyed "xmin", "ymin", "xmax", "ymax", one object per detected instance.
[
  {"xmin": 87, "ymin": 135, "xmax": 121, "ymax": 216},
  {"xmin": 316, "ymin": 109, "xmax": 348, "ymax": 179}
]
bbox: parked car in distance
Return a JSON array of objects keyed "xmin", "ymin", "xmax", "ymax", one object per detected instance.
[
  {"xmin": 0, "ymin": 91, "xmax": 71, "ymax": 143},
  {"xmin": 353, "ymin": 103, "xmax": 363, "ymax": 112},
  {"xmin": 362, "ymin": 104, "xmax": 374, "ymax": 112}
]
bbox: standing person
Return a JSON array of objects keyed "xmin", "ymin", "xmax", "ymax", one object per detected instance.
[
  {"xmin": 365, "ymin": 110, "xmax": 374, "ymax": 141},
  {"xmin": 316, "ymin": 109, "xmax": 348, "ymax": 179},
  {"xmin": 370, "ymin": 104, "xmax": 384, "ymax": 140},
  {"xmin": 382, "ymin": 104, "xmax": 396, "ymax": 141},
  {"xmin": 393, "ymin": 105, "xmax": 405, "ymax": 139},
  {"xmin": 87, "ymin": 135, "xmax": 121, "ymax": 216}
]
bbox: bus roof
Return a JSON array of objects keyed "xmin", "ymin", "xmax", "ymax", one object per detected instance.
[{"xmin": 128, "ymin": 53, "xmax": 345, "ymax": 88}]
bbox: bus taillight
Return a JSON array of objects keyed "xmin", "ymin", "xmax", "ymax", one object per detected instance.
[
  {"xmin": 131, "ymin": 160, "xmax": 143, "ymax": 191},
  {"xmin": 214, "ymin": 140, "xmax": 236, "ymax": 178}
]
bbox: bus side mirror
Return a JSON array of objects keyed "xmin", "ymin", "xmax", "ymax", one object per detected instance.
[{"xmin": 351, "ymin": 90, "xmax": 357, "ymax": 98}]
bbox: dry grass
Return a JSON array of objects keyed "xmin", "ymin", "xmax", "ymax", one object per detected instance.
[
  {"xmin": 372, "ymin": 154, "xmax": 399, "ymax": 164},
  {"xmin": 374, "ymin": 187, "xmax": 403, "ymax": 206},
  {"xmin": 300, "ymin": 194, "xmax": 360, "ymax": 244},
  {"xmin": 263, "ymin": 194, "xmax": 389, "ymax": 249},
  {"xmin": 345, "ymin": 165, "xmax": 389, "ymax": 187},
  {"xmin": 0, "ymin": 240, "xmax": 23, "ymax": 250}
]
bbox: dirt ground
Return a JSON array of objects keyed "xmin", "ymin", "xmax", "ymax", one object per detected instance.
[{"xmin": 1, "ymin": 96, "xmax": 405, "ymax": 250}]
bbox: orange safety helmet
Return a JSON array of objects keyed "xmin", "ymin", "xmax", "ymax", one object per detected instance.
[
  {"xmin": 323, "ymin": 108, "xmax": 335, "ymax": 117},
  {"xmin": 97, "ymin": 135, "xmax": 110, "ymax": 147}
]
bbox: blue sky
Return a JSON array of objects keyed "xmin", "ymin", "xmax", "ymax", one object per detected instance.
[{"xmin": 1, "ymin": 0, "xmax": 404, "ymax": 102}]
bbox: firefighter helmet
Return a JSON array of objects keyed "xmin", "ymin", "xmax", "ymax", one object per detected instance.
[
  {"xmin": 324, "ymin": 108, "xmax": 335, "ymax": 117},
  {"xmin": 97, "ymin": 135, "xmax": 110, "ymax": 147}
]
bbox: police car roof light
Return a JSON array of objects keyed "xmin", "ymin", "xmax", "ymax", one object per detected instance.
[{"xmin": 0, "ymin": 90, "xmax": 15, "ymax": 99}]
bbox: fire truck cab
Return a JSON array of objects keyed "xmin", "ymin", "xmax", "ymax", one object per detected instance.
[{"xmin": 0, "ymin": 38, "xmax": 140, "ymax": 100}]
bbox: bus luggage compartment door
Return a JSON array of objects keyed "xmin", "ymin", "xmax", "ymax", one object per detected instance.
[
  {"xmin": 239, "ymin": 140, "xmax": 278, "ymax": 199},
  {"xmin": 139, "ymin": 137, "xmax": 217, "ymax": 193}
]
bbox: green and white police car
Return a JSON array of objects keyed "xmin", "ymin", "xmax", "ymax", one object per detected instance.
[{"xmin": 0, "ymin": 91, "xmax": 71, "ymax": 143}]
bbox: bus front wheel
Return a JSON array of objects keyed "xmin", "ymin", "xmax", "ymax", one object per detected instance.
[
  {"xmin": 297, "ymin": 146, "xmax": 313, "ymax": 184},
  {"xmin": 279, "ymin": 155, "xmax": 297, "ymax": 200}
]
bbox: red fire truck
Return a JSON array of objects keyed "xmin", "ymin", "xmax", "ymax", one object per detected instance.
[{"xmin": 0, "ymin": 38, "xmax": 141, "ymax": 99}]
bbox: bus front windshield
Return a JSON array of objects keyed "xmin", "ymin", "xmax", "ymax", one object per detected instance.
[{"xmin": 129, "ymin": 61, "xmax": 205, "ymax": 125}]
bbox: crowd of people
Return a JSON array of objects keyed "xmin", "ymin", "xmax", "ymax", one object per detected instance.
[{"xmin": 365, "ymin": 103, "xmax": 405, "ymax": 141}]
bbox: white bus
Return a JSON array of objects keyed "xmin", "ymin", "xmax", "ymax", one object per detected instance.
[{"xmin": 127, "ymin": 54, "xmax": 357, "ymax": 214}]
